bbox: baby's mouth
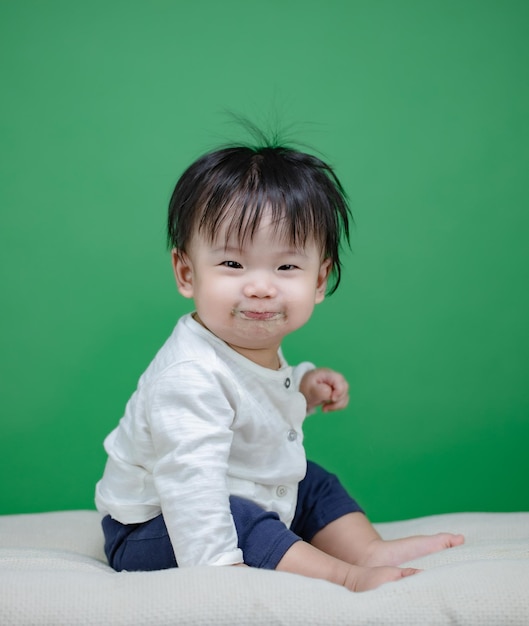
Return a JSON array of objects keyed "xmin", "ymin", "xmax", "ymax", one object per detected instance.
[{"xmin": 236, "ymin": 310, "xmax": 284, "ymax": 321}]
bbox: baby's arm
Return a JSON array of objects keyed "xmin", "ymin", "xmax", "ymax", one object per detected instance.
[
  {"xmin": 299, "ymin": 368, "xmax": 349, "ymax": 413},
  {"xmin": 149, "ymin": 362, "xmax": 244, "ymax": 567}
]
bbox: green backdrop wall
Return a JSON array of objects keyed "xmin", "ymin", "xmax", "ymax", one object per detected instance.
[{"xmin": 1, "ymin": 0, "xmax": 528, "ymax": 521}]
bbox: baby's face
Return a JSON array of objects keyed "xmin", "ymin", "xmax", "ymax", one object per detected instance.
[{"xmin": 172, "ymin": 213, "xmax": 330, "ymax": 369}]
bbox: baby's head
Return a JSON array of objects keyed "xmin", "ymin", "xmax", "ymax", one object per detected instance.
[{"xmin": 167, "ymin": 143, "xmax": 351, "ymax": 294}]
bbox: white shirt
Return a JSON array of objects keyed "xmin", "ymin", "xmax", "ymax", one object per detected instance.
[{"xmin": 95, "ymin": 313, "xmax": 314, "ymax": 567}]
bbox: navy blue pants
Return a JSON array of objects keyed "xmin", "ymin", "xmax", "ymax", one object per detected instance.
[{"xmin": 102, "ymin": 461, "xmax": 364, "ymax": 571}]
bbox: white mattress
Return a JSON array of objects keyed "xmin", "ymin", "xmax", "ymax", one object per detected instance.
[{"xmin": 1, "ymin": 510, "xmax": 528, "ymax": 625}]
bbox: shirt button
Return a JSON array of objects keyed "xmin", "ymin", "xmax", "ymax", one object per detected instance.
[
  {"xmin": 287, "ymin": 429, "xmax": 297, "ymax": 442},
  {"xmin": 284, "ymin": 377, "xmax": 291, "ymax": 388},
  {"xmin": 276, "ymin": 485, "xmax": 288, "ymax": 498}
]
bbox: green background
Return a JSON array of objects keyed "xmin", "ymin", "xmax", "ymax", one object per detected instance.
[{"xmin": 1, "ymin": 0, "xmax": 528, "ymax": 521}]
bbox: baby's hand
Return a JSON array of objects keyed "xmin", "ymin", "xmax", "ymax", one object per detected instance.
[{"xmin": 299, "ymin": 368, "xmax": 349, "ymax": 413}]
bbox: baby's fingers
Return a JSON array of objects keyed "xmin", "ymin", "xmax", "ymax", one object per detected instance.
[{"xmin": 322, "ymin": 391, "xmax": 350, "ymax": 412}]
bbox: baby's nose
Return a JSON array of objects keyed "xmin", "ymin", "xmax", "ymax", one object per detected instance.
[{"xmin": 243, "ymin": 273, "xmax": 277, "ymax": 298}]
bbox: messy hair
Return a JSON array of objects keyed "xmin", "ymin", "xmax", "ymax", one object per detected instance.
[{"xmin": 167, "ymin": 142, "xmax": 351, "ymax": 294}]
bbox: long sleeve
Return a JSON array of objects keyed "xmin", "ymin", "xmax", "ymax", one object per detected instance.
[{"xmin": 147, "ymin": 360, "xmax": 243, "ymax": 567}]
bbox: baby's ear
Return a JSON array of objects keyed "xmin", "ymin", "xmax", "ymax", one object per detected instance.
[
  {"xmin": 172, "ymin": 249, "xmax": 194, "ymax": 298},
  {"xmin": 315, "ymin": 258, "xmax": 332, "ymax": 304}
]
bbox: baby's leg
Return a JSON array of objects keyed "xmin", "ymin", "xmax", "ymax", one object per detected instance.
[
  {"xmin": 230, "ymin": 493, "xmax": 419, "ymax": 591},
  {"xmin": 276, "ymin": 539, "xmax": 420, "ymax": 592},
  {"xmin": 311, "ymin": 512, "xmax": 465, "ymax": 567}
]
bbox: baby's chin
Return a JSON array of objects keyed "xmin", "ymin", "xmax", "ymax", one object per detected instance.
[{"xmin": 201, "ymin": 312, "xmax": 293, "ymax": 349}]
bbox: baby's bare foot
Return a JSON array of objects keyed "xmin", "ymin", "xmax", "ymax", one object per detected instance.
[
  {"xmin": 344, "ymin": 565, "xmax": 420, "ymax": 592},
  {"xmin": 361, "ymin": 533, "xmax": 465, "ymax": 567}
]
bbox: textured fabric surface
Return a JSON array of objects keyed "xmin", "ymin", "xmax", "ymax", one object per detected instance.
[{"xmin": 0, "ymin": 510, "xmax": 528, "ymax": 625}]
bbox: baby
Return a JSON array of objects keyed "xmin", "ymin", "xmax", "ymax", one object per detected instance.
[{"xmin": 95, "ymin": 140, "xmax": 464, "ymax": 591}]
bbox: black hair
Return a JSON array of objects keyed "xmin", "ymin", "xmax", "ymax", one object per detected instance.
[{"xmin": 167, "ymin": 143, "xmax": 351, "ymax": 294}]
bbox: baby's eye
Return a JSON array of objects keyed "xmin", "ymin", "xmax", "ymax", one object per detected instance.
[
  {"xmin": 222, "ymin": 260, "xmax": 243, "ymax": 269},
  {"xmin": 278, "ymin": 264, "xmax": 298, "ymax": 271}
]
